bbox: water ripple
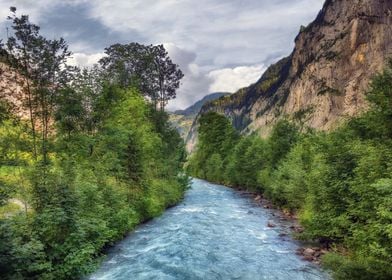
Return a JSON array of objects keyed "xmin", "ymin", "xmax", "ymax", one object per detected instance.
[{"xmin": 88, "ymin": 179, "xmax": 330, "ymax": 280}]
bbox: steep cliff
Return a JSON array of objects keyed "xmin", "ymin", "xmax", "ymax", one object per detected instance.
[
  {"xmin": 0, "ymin": 61, "xmax": 29, "ymax": 119},
  {"xmin": 189, "ymin": 0, "xmax": 392, "ymax": 149}
]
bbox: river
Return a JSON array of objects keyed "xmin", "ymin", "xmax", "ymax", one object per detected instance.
[{"xmin": 88, "ymin": 179, "xmax": 329, "ymax": 280}]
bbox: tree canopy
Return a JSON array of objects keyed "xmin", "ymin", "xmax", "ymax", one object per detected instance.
[{"xmin": 99, "ymin": 43, "xmax": 183, "ymax": 110}]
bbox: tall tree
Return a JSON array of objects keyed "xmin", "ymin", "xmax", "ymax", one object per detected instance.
[
  {"xmin": 99, "ymin": 43, "xmax": 183, "ymax": 110},
  {"xmin": 5, "ymin": 7, "xmax": 72, "ymax": 163},
  {"xmin": 147, "ymin": 45, "xmax": 183, "ymax": 110}
]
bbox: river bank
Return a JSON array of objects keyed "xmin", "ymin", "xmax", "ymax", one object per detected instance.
[{"xmin": 236, "ymin": 188, "xmax": 330, "ymax": 265}]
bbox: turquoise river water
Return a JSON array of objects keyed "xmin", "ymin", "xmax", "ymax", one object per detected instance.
[{"xmin": 88, "ymin": 179, "xmax": 330, "ymax": 280}]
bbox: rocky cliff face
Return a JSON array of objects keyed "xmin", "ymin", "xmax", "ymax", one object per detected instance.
[
  {"xmin": 188, "ymin": 0, "xmax": 392, "ymax": 150},
  {"xmin": 0, "ymin": 61, "xmax": 29, "ymax": 119}
]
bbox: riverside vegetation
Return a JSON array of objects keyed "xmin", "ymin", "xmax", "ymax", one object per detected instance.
[
  {"xmin": 0, "ymin": 8, "xmax": 188, "ymax": 279},
  {"xmin": 1, "ymin": 5, "xmax": 391, "ymax": 280},
  {"xmin": 187, "ymin": 60, "xmax": 392, "ymax": 280}
]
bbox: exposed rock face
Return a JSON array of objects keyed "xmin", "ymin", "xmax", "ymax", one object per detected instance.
[
  {"xmin": 0, "ymin": 62, "xmax": 29, "ymax": 119},
  {"xmin": 188, "ymin": 0, "xmax": 392, "ymax": 149}
]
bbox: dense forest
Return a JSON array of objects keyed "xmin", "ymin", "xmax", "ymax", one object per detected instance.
[
  {"xmin": 0, "ymin": 9, "xmax": 188, "ymax": 279},
  {"xmin": 187, "ymin": 60, "xmax": 392, "ymax": 280}
]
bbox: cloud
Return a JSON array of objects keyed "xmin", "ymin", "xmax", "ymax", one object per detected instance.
[
  {"xmin": 164, "ymin": 43, "xmax": 212, "ymax": 110},
  {"xmin": 208, "ymin": 65, "xmax": 267, "ymax": 93},
  {"xmin": 0, "ymin": 0, "xmax": 325, "ymax": 109},
  {"xmin": 164, "ymin": 43, "xmax": 267, "ymax": 110},
  {"xmin": 67, "ymin": 52, "xmax": 105, "ymax": 67},
  {"xmin": 85, "ymin": 0, "xmax": 324, "ymax": 67},
  {"xmin": 0, "ymin": 0, "xmax": 85, "ymax": 24},
  {"xmin": 84, "ymin": 0, "xmax": 324, "ymax": 110}
]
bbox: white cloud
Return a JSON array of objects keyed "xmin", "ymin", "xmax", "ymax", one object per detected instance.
[
  {"xmin": 164, "ymin": 43, "xmax": 267, "ymax": 110},
  {"xmin": 208, "ymin": 65, "xmax": 266, "ymax": 93},
  {"xmin": 67, "ymin": 52, "xmax": 105, "ymax": 67}
]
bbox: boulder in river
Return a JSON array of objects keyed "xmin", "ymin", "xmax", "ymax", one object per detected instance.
[{"xmin": 267, "ymin": 221, "xmax": 276, "ymax": 228}]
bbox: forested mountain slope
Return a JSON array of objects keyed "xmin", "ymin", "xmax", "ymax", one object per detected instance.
[{"xmin": 169, "ymin": 92, "xmax": 229, "ymax": 140}]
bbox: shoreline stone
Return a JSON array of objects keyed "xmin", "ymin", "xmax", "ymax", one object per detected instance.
[{"xmin": 241, "ymin": 187, "xmax": 329, "ymax": 265}]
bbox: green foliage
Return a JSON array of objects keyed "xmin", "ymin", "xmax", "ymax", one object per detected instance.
[
  {"xmin": 0, "ymin": 8, "xmax": 188, "ymax": 280},
  {"xmin": 99, "ymin": 43, "xmax": 184, "ymax": 110},
  {"xmin": 187, "ymin": 112, "xmax": 238, "ymax": 183},
  {"xmin": 268, "ymin": 119, "xmax": 299, "ymax": 167},
  {"xmin": 189, "ymin": 61, "xmax": 392, "ymax": 279},
  {"xmin": 205, "ymin": 153, "xmax": 223, "ymax": 182}
]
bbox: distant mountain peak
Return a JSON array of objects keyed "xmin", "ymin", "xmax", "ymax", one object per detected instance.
[
  {"xmin": 174, "ymin": 92, "xmax": 230, "ymax": 117},
  {"xmin": 169, "ymin": 92, "xmax": 231, "ymax": 141}
]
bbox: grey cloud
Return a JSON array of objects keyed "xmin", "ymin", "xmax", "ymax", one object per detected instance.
[
  {"xmin": 0, "ymin": 0, "xmax": 325, "ymax": 109},
  {"xmin": 164, "ymin": 44, "xmax": 212, "ymax": 110},
  {"xmin": 37, "ymin": 3, "xmax": 145, "ymax": 53}
]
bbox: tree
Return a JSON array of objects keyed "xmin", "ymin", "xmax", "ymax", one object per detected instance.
[
  {"xmin": 268, "ymin": 119, "xmax": 299, "ymax": 167},
  {"xmin": 205, "ymin": 153, "xmax": 223, "ymax": 182},
  {"xmin": 188, "ymin": 112, "xmax": 238, "ymax": 182},
  {"xmin": 148, "ymin": 45, "xmax": 184, "ymax": 110},
  {"xmin": 0, "ymin": 8, "xmax": 189, "ymax": 280},
  {"xmin": 5, "ymin": 7, "xmax": 72, "ymax": 163},
  {"xmin": 99, "ymin": 43, "xmax": 183, "ymax": 110}
]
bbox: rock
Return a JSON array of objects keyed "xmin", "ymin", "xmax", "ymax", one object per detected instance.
[
  {"xmin": 296, "ymin": 248, "xmax": 304, "ymax": 255},
  {"xmin": 254, "ymin": 195, "xmax": 262, "ymax": 202},
  {"xmin": 289, "ymin": 225, "xmax": 304, "ymax": 233},
  {"xmin": 303, "ymin": 255, "xmax": 314, "ymax": 262},
  {"xmin": 303, "ymin": 248, "xmax": 315, "ymax": 256},
  {"xmin": 267, "ymin": 221, "xmax": 276, "ymax": 228}
]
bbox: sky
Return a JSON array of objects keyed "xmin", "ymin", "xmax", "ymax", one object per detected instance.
[{"xmin": 0, "ymin": 0, "xmax": 324, "ymax": 110}]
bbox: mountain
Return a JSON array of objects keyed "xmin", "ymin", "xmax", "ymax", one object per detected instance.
[
  {"xmin": 187, "ymin": 0, "xmax": 392, "ymax": 151},
  {"xmin": 174, "ymin": 92, "xmax": 230, "ymax": 116},
  {"xmin": 169, "ymin": 92, "xmax": 230, "ymax": 139}
]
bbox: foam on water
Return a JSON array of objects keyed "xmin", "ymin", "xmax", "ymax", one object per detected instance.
[{"xmin": 88, "ymin": 179, "xmax": 330, "ymax": 280}]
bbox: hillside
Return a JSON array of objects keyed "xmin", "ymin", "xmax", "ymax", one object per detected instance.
[
  {"xmin": 174, "ymin": 92, "xmax": 230, "ymax": 116},
  {"xmin": 188, "ymin": 0, "xmax": 392, "ymax": 148},
  {"xmin": 169, "ymin": 92, "xmax": 230, "ymax": 139}
]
